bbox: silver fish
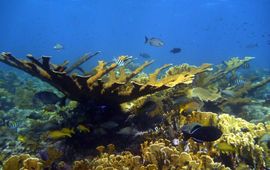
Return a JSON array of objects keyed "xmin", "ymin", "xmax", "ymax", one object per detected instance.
[
  {"xmin": 116, "ymin": 126, "xmax": 138, "ymax": 135},
  {"xmin": 145, "ymin": 36, "xmax": 164, "ymax": 47},
  {"xmin": 100, "ymin": 121, "xmax": 119, "ymax": 129},
  {"xmin": 53, "ymin": 43, "xmax": 64, "ymax": 51}
]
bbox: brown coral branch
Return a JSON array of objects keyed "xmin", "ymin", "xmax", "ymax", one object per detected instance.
[
  {"xmin": 234, "ymin": 77, "xmax": 270, "ymax": 97},
  {"xmin": 65, "ymin": 51, "xmax": 100, "ymax": 74},
  {"xmin": 0, "ymin": 52, "xmax": 211, "ymax": 104},
  {"xmin": 202, "ymin": 56, "xmax": 254, "ymax": 86}
]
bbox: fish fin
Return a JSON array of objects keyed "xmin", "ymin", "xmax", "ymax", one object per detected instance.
[
  {"xmin": 182, "ymin": 132, "xmax": 191, "ymax": 141},
  {"xmin": 179, "ymin": 108, "xmax": 184, "ymax": 113},
  {"xmin": 191, "ymin": 126, "xmax": 222, "ymax": 142},
  {"xmin": 145, "ymin": 36, "xmax": 148, "ymax": 44},
  {"xmin": 191, "ymin": 137, "xmax": 204, "ymax": 143}
]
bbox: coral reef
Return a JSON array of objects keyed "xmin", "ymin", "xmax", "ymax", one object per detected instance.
[
  {"xmin": 3, "ymin": 154, "xmax": 43, "ymax": 170},
  {"xmin": 0, "ymin": 53, "xmax": 270, "ymax": 170},
  {"xmin": 0, "ymin": 52, "xmax": 211, "ymax": 104},
  {"xmin": 198, "ymin": 56, "xmax": 254, "ymax": 86}
]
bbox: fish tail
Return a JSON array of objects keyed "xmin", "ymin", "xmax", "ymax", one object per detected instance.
[
  {"xmin": 144, "ymin": 36, "xmax": 148, "ymax": 44},
  {"xmin": 182, "ymin": 133, "xmax": 191, "ymax": 141},
  {"xmin": 179, "ymin": 108, "xmax": 184, "ymax": 113}
]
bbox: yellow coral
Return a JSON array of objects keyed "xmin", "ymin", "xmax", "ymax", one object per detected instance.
[
  {"xmin": 3, "ymin": 154, "xmax": 43, "ymax": 170},
  {"xmin": 187, "ymin": 87, "xmax": 221, "ymax": 102},
  {"xmin": 22, "ymin": 157, "xmax": 43, "ymax": 170}
]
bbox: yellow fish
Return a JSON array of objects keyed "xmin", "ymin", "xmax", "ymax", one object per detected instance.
[
  {"xmin": 17, "ymin": 135, "xmax": 27, "ymax": 143},
  {"xmin": 77, "ymin": 124, "xmax": 90, "ymax": 133},
  {"xmin": 215, "ymin": 142, "xmax": 235, "ymax": 153},
  {"xmin": 180, "ymin": 101, "xmax": 201, "ymax": 113},
  {"xmin": 47, "ymin": 128, "xmax": 75, "ymax": 139}
]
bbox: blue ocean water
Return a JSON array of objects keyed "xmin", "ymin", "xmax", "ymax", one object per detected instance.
[{"xmin": 0, "ymin": 0, "xmax": 269, "ymax": 69}]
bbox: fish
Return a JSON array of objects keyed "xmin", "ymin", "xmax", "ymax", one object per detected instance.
[
  {"xmin": 100, "ymin": 121, "xmax": 119, "ymax": 129},
  {"xmin": 53, "ymin": 43, "xmax": 64, "ymax": 51},
  {"xmin": 145, "ymin": 36, "xmax": 164, "ymax": 47},
  {"xmin": 242, "ymin": 63, "xmax": 250, "ymax": 69},
  {"xmin": 221, "ymin": 89, "xmax": 235, "ymax": 97},
  {"xmin": 215, "ymin": 142, "xmax": 235, "ymax": 153},
  {"xmin": 77, "ymin": 124, "xmax": 90, "ymax": 133},
  {"xmin": 139, "ymin": 53, "xmax": 151, "ymax": 58},
  {"xmin": 116, "ymin": 126, "xmax": 138, "ymax": 135},
  {"xmin": 170, "ymin": 48, "xmax": 182, "ymax": 54},
  {"xmin": 181, "ymin": 123, "xmax": 222, "ymax": 143},
  {"xmin": 231, "ymin": 78, "xmax": 245, "ymax": 86},
  {"xmin": 26, "ymin": 112, "xmax": 43, "ymax": 120},
  {"xmin": 47, "ymin": 128, "xmax": 75, "ymax": 139},
  {"xmin": 93, "ymin": 128, "xmax": 107, "ymax": 135},
  {"xmin": 1, "ymin": 120, "xmax": 19, "ymax": 131},
  {"xmin": 245, "ymin": 43, "xmax": 258, "ymax": 49},
  {"xmin": 32, "ymin": 91, "xmax": 65, "ymax": 106},
  {"xmin": 179, "ymin": 101, "xmax": 202, "ymax": 114},
  {"xmin": 113, "ymin": 55, "xmax": 133, "ymax": 66},
  {"xmin": 17, "ymin": 135, "xmax": 27, "ymax": 143}
]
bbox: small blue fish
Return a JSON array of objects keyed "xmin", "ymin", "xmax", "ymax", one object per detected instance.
[{"xmin": 139, "ymin": 53, "xmax": 151, "ymax": 58}]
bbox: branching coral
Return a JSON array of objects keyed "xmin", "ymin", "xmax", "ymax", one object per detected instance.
[
  {"xmin": 0, "ymin": 52, "xmax": 211, "ymax": 104},
  {"xmin": 198, "ymin": 56, "xmax": 254, "ymax": 86}
]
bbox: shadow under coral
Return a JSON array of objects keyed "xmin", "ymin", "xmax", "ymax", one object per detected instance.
[{"xmin": 51, "ymin": 101, "xmax": 161, "ymax": 162}]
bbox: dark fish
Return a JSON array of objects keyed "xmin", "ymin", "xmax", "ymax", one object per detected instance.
[
  {"xmin": 245, "ymin": 43, "xmax": 258, "ymax": 49},
  {"xmin": 181, "ymin": 123, "xmax": 222, "ymax": 143},
  {"xmin": 139, "ymin": 53, "xmax": 151, "ymax": 58},
  {"xmin": 26, "ymin": 112, "xmax": 43, "ymax": 120},
  {"xmin": 145, "ymin": 36, "xmax": 164, "ymax": 47},
  {"xmin": 32, "ymin": 91, "xmax": 65, "ymax": 106},
  {"xmin": 170, "ymin": 48, "xmax": 182, "ymax": 54}
]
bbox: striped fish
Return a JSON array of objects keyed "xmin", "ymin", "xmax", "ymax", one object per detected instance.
[
  {"xmin": 242, "ymin": 63, "xmax": 250, "ymax": 69},
  {"xmin": 113, "ymin": 55, "xmax": 133, "ymax": 66},
  {"xmin": 0, "ymin": 119, "xmax": 19, "ymax": 131}
]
